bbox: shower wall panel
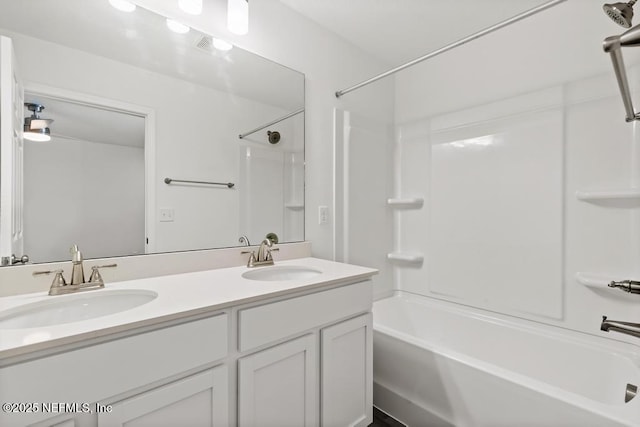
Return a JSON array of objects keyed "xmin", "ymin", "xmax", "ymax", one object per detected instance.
[
  {"xmin": 334, "ymin": 109, "xmax": 394, "ymax": 298},
  {"xmin": 429, "ymin": 107, "xmax": 563, "ymax": 319},
  {"xmin": 394, "ymin": 72, "xmax": 640, "ymax": 340},
  {"xmin": 398, "ymin": 88, "xmax": 564, "ymax": 319}
]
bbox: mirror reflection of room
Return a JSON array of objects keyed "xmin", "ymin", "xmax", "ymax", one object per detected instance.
[{"xmin": 0, "ymin": 0, "xmax": 305, "ymax": 264}]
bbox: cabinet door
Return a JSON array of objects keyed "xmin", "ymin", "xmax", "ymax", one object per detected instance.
[
  {"xmin": 321, "ymin": 314, "xmax": 372, "ymax": 427},
  {"xmin": 238, "ymin": 334, "xmax": 317, "ymax": 427},
  {"xmin": 29, "ymin": 414, "xmax": 96, "ymax": 427},
  {"xmin": 98, "ymin": 366, "xmax": 228, "ymax": 427}
]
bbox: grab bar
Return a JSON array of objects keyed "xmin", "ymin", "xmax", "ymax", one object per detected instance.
[{"xmin": 164, "ymin": 177, "xmax": 234, "ymax": 188}]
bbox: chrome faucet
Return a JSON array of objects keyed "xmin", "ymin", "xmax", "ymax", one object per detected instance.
[
  {"xmin": 608, "ymin": 279, "xmax": 640, "ymax": 294},
  {"xmin": 256, "ymin": 239, "xmax": 274, "ymax": 263},
  {"xmin": 69, "ymin": 244, "xmax": 85, "ymax": 285},
  {"xmin": 33, "ymin": 245, "xmax": 117, "ymax": 295},
  {"xmin": 601, "ymin": 316, "xmax": 640, "ymax": 339},
  {"xmin": 242, "ymin": 238, "xmax": 279, "ymax": 268}
]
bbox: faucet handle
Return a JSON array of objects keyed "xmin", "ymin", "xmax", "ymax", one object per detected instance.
[
  {"xmin": 34, "ymin": 269, "xmax": 68, "ymax": 292},
  {"xmin": 33, "ymin": 269, "xmax": 65, "ymax": 280},
  {"xmin": 88, "ymin": 264, "xmax": 117, "ymax": 283},
  {"xmin": 242, "ymin": 251, "xmax": 257, "ymax": 267}
]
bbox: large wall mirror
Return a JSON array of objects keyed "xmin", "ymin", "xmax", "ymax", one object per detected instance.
[{"xmin": 0, "ymin": 0, "xmax": 305, "ymax": 265}]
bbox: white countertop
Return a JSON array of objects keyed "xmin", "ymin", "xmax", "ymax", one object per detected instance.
[{"xmin": 0, "ymin": 257, "xmax": 377, "ymax": 360}]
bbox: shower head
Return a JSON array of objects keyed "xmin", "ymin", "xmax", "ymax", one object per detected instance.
[{"xmin": 603, "ymin": 1, "xmax": 637, "ymax": 28}]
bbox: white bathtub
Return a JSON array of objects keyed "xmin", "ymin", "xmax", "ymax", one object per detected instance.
[{"xmin": 372, "ymin": 292, "xmax": 640, "ymax": 427}]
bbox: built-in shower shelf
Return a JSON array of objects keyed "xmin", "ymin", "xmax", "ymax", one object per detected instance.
[
  {"xmin": 285, "ymin": 202, "xmax": 304, "ymax": 210},
  {"xmin": 575, "ymin": 188, "xmax": 640, "ymax": 201},
  {"xmin": 387, "ymin": 252, "xmax": 424, "ymax": 263},
  {"xmin": 387, "ymin": 198, "xmax": 424, "ymax": 208}
]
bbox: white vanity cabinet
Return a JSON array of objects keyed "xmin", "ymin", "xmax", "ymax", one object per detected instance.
[
  {"xmin": 321, "ymin": 314, "xmax": 372, "ymax": 427},
  {"xmin": 0, "ymin": 314, "xmax": 229, "ymax": 427},
  {"xmin": 238, "ymin": 334, "xmax": 317, "ymax": 426},
  {"xmin": 1, "ymin": 275, "xmax": 374, "ymax": 427},
  {"xmin": 236, "ymin": 280, "xmax": 373, "ymax": 427},
  {"xmin": 98, "ymin": 366, "xmax": 228, "ymax": 427}
]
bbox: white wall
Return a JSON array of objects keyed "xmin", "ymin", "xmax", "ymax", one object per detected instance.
[
  {"xmin": 24, "ymin": 137, "xmax": 144, "ymax": 263},
  {"xmin": 391, "ymin": 2, "xmax": 640, "ymax": 344}
]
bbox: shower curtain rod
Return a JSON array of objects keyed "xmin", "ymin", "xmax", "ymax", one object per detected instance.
[
  {"xmin": 335, "ymin": 0, "xmax": 568, "ymax": 98},
  {"xmin": 238, "ymin": 108, "xmax": 305, "ymax": 139}
]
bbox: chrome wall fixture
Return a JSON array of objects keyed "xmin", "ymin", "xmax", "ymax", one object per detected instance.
[
  {"xmin": 164, "ymin": 177, "xmax": 235, "ymax": 188},
  {"xmin": 267, "ymin": 130, "xmax": 281, "ymax": 144},
  {"xmin": 23, "ymin": 103, "xmax": 54, "ymax": 142},
  {"xmin": 603, "ymin": 1, "xmax": 637, "ymax": 28},
  {"xmin": 334, "ymin": 0, "xmax": 568, "ymax": 98},
  {"xmin": 603, "ymin": 24, "xmax": 640, "ymax": 121}
]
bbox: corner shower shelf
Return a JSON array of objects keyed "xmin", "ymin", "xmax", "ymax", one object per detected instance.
[
  {"xmin": 575, "ymin": 188, "xmax": 640, "ymax": 202},
  {"xmin": 387, "ymin": 198, "xmax": 424, "ymax": 208},
  {"xmin": 387, "ymin": 252, "xmax": 424, "ymax": 263},
  {"xmin": 284, "ymin": 202, "xmax": 304, "ymax": 210}
]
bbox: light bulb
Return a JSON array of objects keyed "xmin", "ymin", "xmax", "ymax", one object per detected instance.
[
  {"xmin": 213, "ymin": 38, "xmax": 233, "ymax": 51},
  {"xmin": 166, "ymin": 19, "xmax": 190, "ymax": 34},
  {"xmin": 228, "ymin": 0, "xmax": 248, "ymax": 35},
  {"xmin": 24, "ymin": 131, "xmax": 51, "ymax": 142},
  {"xmin": 178, "ymin": 0, "xmax": 202, "ymax": 15},
  {"xmin": 109, "ymin": 0, "xmax": 136, "ymax": 13}
]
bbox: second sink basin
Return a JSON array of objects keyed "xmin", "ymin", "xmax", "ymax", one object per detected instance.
[
  {"xmin": 242, "ymin": 265, "xmax": 322, "ymax": 281},
  {"xmin": 0, "ymin": 289, "xmax": 158, "ymax": 329}
]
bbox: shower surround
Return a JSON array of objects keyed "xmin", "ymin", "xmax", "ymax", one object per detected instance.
[{"xmin": 335, "ymin": 1, "xmax": 640, "ymax": 424}]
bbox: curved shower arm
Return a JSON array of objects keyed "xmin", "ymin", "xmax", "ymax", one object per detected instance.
[{"xmin": 603, "ymin": 24, "xmax": 640, "ymax": 122}]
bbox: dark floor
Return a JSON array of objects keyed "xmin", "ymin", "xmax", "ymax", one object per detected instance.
[{"xmin": 369, "ymin": 407, "xmax": 406, "ymax": 427}]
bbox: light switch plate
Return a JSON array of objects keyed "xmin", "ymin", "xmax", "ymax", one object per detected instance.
[
  {"xmin": 318, "ymin": 205, "xmax": 328, "ymax": 224},
  {"xmin": 159, "ymin": 208, "xmax": 174, "ymax": 222}
]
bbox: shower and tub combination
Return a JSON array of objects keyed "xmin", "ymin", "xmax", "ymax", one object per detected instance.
[
  {"xmin": 372, "ymin": 295, "xmax": 640, "ymax": 426},
  {"xmin": 336, "ymin": 0, "xmax": 640, "ymax": 425}
]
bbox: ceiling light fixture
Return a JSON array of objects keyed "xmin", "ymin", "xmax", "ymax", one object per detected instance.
[
  {"xmin": 213, "ymin": 38, "xmax": 234, "ymax": 51},
  {"xmin": 166, "ymin": 18, "xmax": 190, "ymax": 34},
  {"xmin": 178, "ymin": 0, "xmax": 202, "ymax": 15},
  {"xmin": 23, "ymin": 103, "xmax": 54, "ymax": 142},
  {"xmin": 108, "ymin": 0, "xmax": 137, "ymax": 13},
  {"xmin": 228, "ymin": 0, "xmax": 248, "ymax": 35}
]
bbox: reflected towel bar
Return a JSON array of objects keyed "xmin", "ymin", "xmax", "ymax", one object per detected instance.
[
  {"xmin": 164, "ymin": 177, "xmax": 234, "ymax": 188},
  {"xmin": 238, "ymin": 108, "xmax": 304, "ymax": 139}
]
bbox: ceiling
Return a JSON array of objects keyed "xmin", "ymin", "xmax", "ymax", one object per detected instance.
[
  {"xmin": 1, "ymin": 0, "xmax": 303, "ymax": 148},
  {"xmin": 278, "ymin": 0, "xmax": 550, "ymax": 65},
  {"xmin": 24, "ymin": 95, "xmax": 145, "ymax": 148}
]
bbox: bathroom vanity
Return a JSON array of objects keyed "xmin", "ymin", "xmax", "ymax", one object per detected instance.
[{"xmin": 0, "ymin": 257, "xmax": 376, "ymax": 427}]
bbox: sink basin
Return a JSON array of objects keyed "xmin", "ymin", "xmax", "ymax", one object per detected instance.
[
  {"xmin": 0, "ymin": 289, "xmax": 158, "ymax": 329},
  {"xmin": 242, "ymin": 265, "xmax": 322, "ymax": 281}
]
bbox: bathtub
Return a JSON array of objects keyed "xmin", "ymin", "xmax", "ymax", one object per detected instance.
[{"xmin": 372, "ymin": 292, "xmax": 640, "ymax": 427}]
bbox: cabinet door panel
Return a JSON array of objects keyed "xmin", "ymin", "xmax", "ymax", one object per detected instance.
[
  {"xmin": 321, "ymin": 314, "xmax": 372, "ymax": 427},
  {"xmin": 30, "ymin": 414, "xmax": 96, "ymax": 427},
  {"xmin": 98, "ymin": 366, "xmax": 228, "ymax": 427},
  {"xmin": 238, "ymin": 334, "xmax": 317, "ymax": 427}
]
